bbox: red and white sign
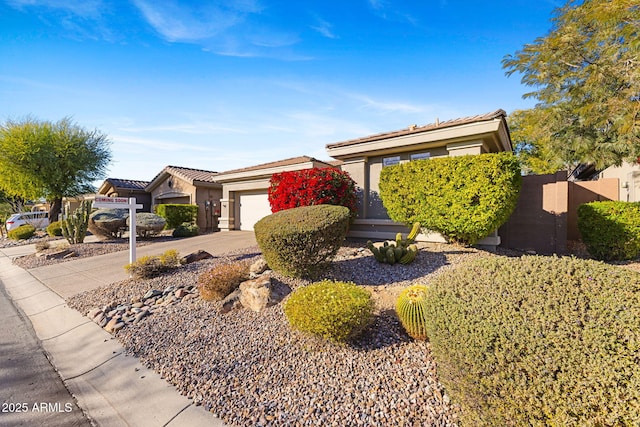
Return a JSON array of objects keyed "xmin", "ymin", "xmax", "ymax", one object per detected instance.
[{"xmin": 94, "ymin": 196, "xmax": 129, "ymax": 205}]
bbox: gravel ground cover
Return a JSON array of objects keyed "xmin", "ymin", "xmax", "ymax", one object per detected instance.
[{"xmin": 65, "ymin": 242, "xmax": 501, "ymax": 427}]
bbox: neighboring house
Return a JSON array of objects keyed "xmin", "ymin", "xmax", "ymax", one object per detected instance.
[
  {"xmin": 325, "ymin": 109, "xmax": 513, "ymax": 244},
  {"xmin": 215, "ymin": 156, "xmax": 336, "ymax": 231},
  {"xmin": 145, "ymin": 166, "xmax": 222, "ymax": 232},
  {"xmin": 97, "ymin": 178, "xmax": 152, "ymax": 212},
  {"xmin": 597, "ymin": 161, "xmax": 640, "ymax": 202}
]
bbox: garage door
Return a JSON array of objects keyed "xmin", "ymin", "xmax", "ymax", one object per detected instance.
[{"xmin": 239, "ymin": 191, "xmax": 271, "ymax": 231}]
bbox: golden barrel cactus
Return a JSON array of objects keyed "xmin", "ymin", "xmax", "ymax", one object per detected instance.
[{"xmin": 395, "ymin": 284, "xmax": 428, "ymax": 340}]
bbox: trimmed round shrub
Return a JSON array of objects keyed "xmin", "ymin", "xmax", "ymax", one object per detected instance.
[
  {"xmin": 577, "ymin": 200, "xmax": 640, "ymax": 261},
  {"xmin": 254, "ymin": 205, "xmax": 350, "ymax": 278},
  {"xmin": 8, "ymin": 224, "xmax": 36, "ymax": 240},
  {"xmin": 284, "ymin": 280, "xmax": 374, "ymax": 342},
  {"xmin": 197, "ymin": 261, "xmax": 251, "ymax": 301},
  {"xmin": 127, "ymin": 212, "xmax": 166, "ymax": 238},
  {"xmin": 172, "ymin": 222, "xmax": 199, "ymax": 238},
  {"xmin": 379, "ymin": 152, "xmax": 521, "ymax": 245},
  {"xmin": 423, "ymin": 255, "xmax": 640, "ymax": 426},
  {"xmin": 46, "ymin": 220, "xmax": 63, "ymax": 237}
]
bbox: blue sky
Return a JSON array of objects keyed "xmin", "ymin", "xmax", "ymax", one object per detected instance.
[{"xmin": 1, "ymin": 0, "xmax": 561, "ymax": 182}]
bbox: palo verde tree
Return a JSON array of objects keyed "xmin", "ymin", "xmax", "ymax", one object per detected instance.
[
  {"xmin": 503, "ymin": 0, "xmax": 640, "ymax": 171},
  {"xmin": 0, "ymin": 116, "xmax": 112, "ymax": 222}
]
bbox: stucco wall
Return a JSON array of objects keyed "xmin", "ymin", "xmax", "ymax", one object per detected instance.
[{"xmin": 599, "ymin": 161, "xmax": 640, "ymax": 202}]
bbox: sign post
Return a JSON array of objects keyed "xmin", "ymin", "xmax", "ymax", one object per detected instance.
[{"xmin": 92, "ymin": 197, "xmax": 143, "ymax": 270}]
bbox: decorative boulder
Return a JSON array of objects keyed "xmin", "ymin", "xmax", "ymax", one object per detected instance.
[
  {"xmin": 88, "ymin": 209, "xmax": 128, "ymax": 240},
  {"xmin": 239, "ymin": 276, "xmax": 275, "ymax": 312},
  {"xmin": 127, "ymin": 213, "xmax": 166, "ymax": 238},
  {"xmin": 181, "ymin": 250, "xmax": 214, "ymax": 264},
  {"xmin": 249, "ymin": 257, "xmax": 269, "ymax": 277}
]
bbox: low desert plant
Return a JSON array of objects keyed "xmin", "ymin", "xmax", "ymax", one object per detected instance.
[
  {"xmin": 284, "ymin": 280, "xmax": 374, "ymax": 342},
  {"xmin": 89, "ymin": 209, "xmax": 128, "ymax": 239},
  {"xmin": 577, "ymin": 200, "xmax": 640, "ymax": 260},
  {"xmin": 8, "ymin": 224, "xmax": 36, "ymax": 240},
  {"xmin": 35, "ymin": 240, "xmax": 51, "ymax": 252},
  {"xmin": 423, "ymin": 255, "xmax": 640, "ymax": 426},
  {"xmin": 172, "ymin": 222, "xmax": 199, "ymax": 238},
  {"xmin": 254, "ymin": 205, "xmax": 350, "ymax": 278},
  {"xmin": 46, "ymin": 220, "xmax": 63, "ymax": 237},
  {"xmin": 124, "ymin": 249, "xmax": 181, "ymax": 279},
  {"xmin": 197, "ymin": 261, "xmax": 251, "ymax": 301}
]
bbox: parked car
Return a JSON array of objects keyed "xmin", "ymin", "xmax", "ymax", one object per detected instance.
[{"xmin": 5, "ymin": 211, "xmax": 49, "ymax": 231}]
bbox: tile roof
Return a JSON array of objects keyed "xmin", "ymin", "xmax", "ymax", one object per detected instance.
[
  {"xmin": 160, "ymin": 165, "xmax": 218, "ymax": 183},
  {"xmin": 104, "ymin": 178, "xmax": 150, "ymax": 191},
  {"xmin": 326, "ymin": 109, "xmax": 508, "ymax": 149},
  {"xmin": 217, "ymin": 156, "xmax": 336, "ymax": 175}
]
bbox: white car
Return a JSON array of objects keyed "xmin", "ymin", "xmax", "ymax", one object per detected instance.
[{"xmin": 5, "ymin": 211, "xmax": 50, "ymax": 231}]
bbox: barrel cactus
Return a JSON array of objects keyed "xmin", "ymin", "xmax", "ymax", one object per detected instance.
[{"xmin": 396, "ymin": 284, "xmax": 428, "ymax": 340}]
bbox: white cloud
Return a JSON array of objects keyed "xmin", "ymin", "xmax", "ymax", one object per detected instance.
[
  {"xmin": 310, "ymin": 15, "xmax": 337, "ymax": 39},
  {"xmin": 6, "ymin": 0, "xmax": 104, "ymax": 18}
]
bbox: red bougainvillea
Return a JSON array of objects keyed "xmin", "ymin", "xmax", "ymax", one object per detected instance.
[{"xmin": 268, "ymin": 167, "xmax": 358, "ymax": 217}]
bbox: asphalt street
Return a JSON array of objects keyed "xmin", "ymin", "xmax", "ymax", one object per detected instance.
[{"xmin": 0, "ymin": 279, "xmax": 92, "ymax": 427}]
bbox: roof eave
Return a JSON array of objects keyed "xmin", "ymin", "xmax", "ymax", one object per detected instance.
[{"xmin": 327, "ymin": 119, "xmax": 508, "ymax": 159}]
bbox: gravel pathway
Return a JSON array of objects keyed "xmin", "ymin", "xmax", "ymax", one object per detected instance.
[{"xmin": 66, "ymin": 242, "xmax": 503, "ymax": 426}]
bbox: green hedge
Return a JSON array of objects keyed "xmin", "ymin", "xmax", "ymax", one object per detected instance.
[
  {"xmin": 155, "ymin": 204, "xmax": 198, "ymax": 229},
  {"xmin": 577, "ymin": 201, "xmax": 640, "ymax": 261},
  {"xmin": 423, "ymin": 255, "xmax": 640, "ymax": 426},
  {"xmin": 254, "ymin": 205, "xmax": 350, "ymax": 278},
  {"xmin": 379, "ymin": 153, "xmax": 521, "ymax": 245},
  {"xmin": 46, "ymin": 220, "xmax": 63, "ymax": 237}
]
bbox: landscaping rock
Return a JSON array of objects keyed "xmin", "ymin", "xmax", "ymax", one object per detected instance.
[
  {"xmin": 220, "ymin": 289, "xmax": 242, "ymax": 314},
  {"xmin": 181, "ymin": 250, "xmax": 214, "ymax": 264},
  {"xmin": 249, "ymin": 257, "xmax": 269, "ymax": 277},
  {"xmin": 239, "ymin": 276, "xmax": 276, "ymax": 312}
]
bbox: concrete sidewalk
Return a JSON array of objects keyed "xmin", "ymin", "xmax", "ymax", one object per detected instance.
[{"xmin": 0, "ymin": 231, "xmax": 257, "ymax": 427}]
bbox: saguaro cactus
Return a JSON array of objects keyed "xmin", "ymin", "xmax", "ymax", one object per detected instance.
[{"xmin": 61, "ymin": 200, "xmax": 92, "ymax": 244}]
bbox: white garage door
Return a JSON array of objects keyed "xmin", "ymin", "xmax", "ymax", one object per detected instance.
[{"xmin": 239, "ymin": 191, "xmax": 271, "ymax": 231}]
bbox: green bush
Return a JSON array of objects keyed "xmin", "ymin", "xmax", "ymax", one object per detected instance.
[
  {"xmin": 423, "ymin": 255, "xmax": 640, "ymax": 426},
  {"xmin": 254, "ymin": 205, "xmax": 350, "ymax": 278},
  {"xmin": 284, "ymin": 280, "xmax": 374, "ymax": 342},
  {"xmin": 88, "ymin": 209, "xmax": 128, "ymax": 239},
  {"xmin": 172, "ymin": 222, "xmax": 199, "ymax": 237},
  {"xmin": 379, "ymin": 152, "xmax": 521, "ymax": 245},
  {"xmin": 155, "ymin": 204, "xmax": 198, "ymax": 229},
  {"xmin": 577, "ymin": 201, "xmax": 640, "ymax": 261},
  {"xmin": 128, "ymin": 212, "xmax": 166, "ymax": 238},
  {"xmin": 46, "ymin": 220, "xmax": 63, "ymax": 237},
  {"xmin": 124, "ymin": 249, "xmax": 181, "ymax": 279},
  {"xmin": 197, "ymin": 261, "xmax": 251, "ymax": 301},
  {"xmin": 8, "ymin": 224, "xmax": 36, "ymax": 240}
]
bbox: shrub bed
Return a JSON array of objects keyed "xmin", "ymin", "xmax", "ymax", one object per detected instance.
[
  {"xmin": 197, "ymin": 261, "xmax": 251, "ymax": 301},
  {"xmin": 284, "ymin": 280, "xmax": 374, "ymax": 342},
  {"xmin": 124, "ymin": 249, "xmax": 181, "ymax": 279},
  {"xmin": 254, "ymin": 205, "xmax": 350, "ymax": 278},
  {"xmin": 577, "ymin": 200, "xmax": 640, "ymax": 260},
  {"xmin": 172, "ymin": 223, "xmax": 199, "ymax": 238},
  {"xmin": 155, "ymin": 204, "xmax": 198, "ymax": 229},
  {"xmin": 8, "ymin": 224, "xmax": 36, "ymax": 240},
  {"xmin": 268, "ymin": 167, "xmax": 357, "ymax": 217},
  {"xmin": 379, "ymin": 152, "xmax": 521, "ymax": 245},
  {"xmin": 422, "ymin": 255, "xmax": 640, "ymax": 426},
  {"xmin": 46, "ymin": 220, "xmax": 63, "ymax": 237}
]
